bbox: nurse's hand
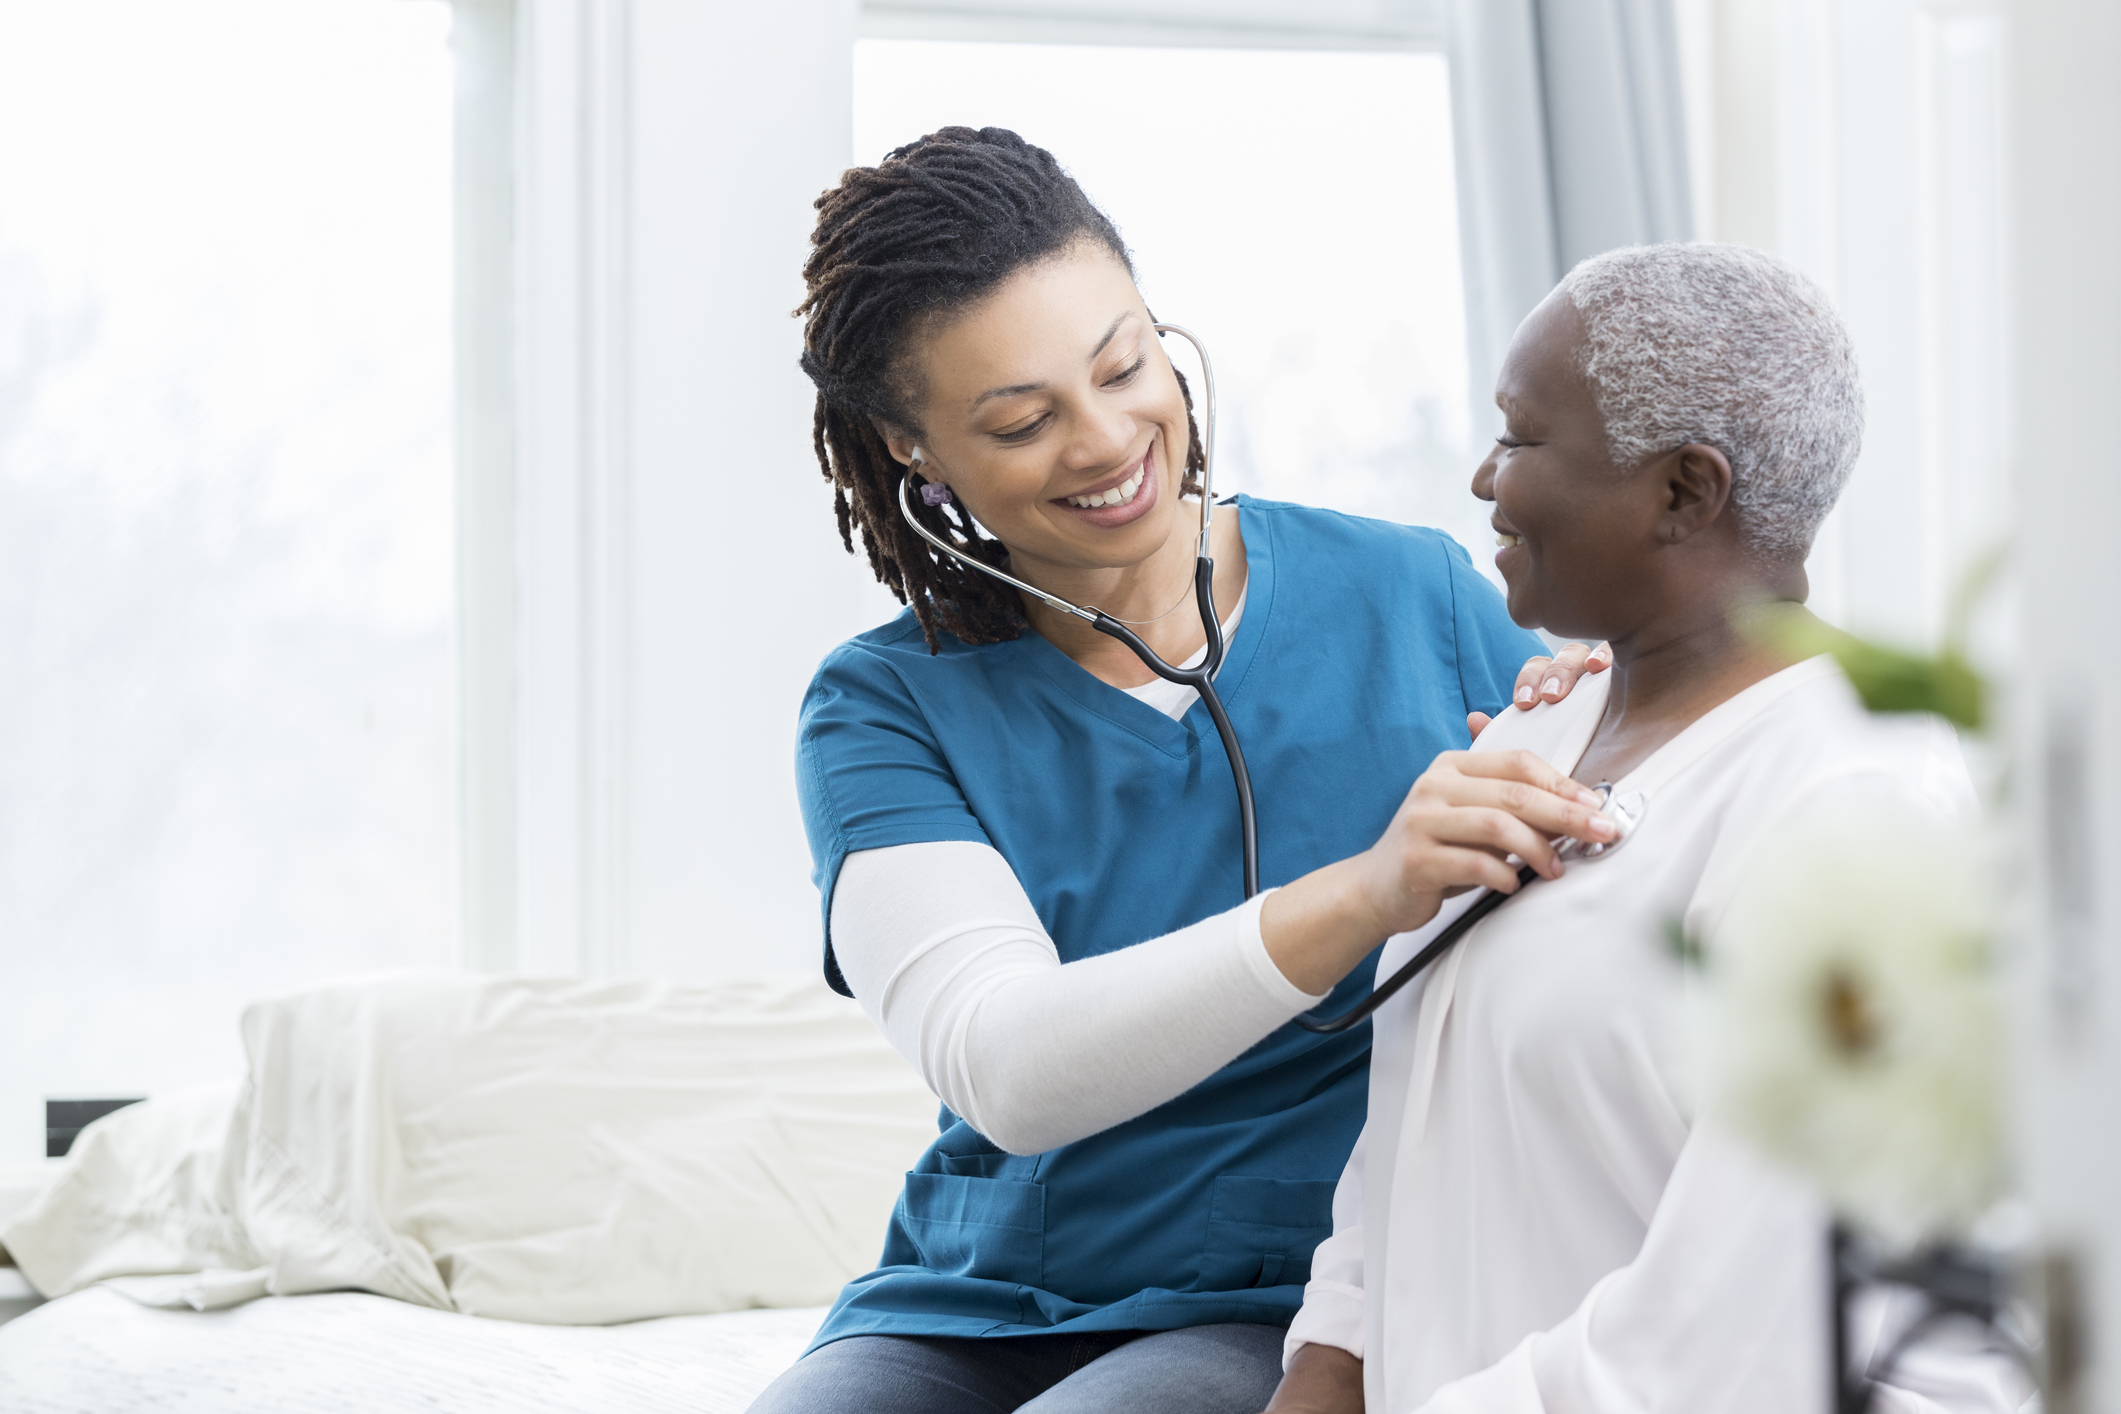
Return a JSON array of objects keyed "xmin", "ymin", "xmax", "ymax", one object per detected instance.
[
  {"xmin": 1260, "ymin": 749, "xmax": 1615, "ymax": 996},
  {"xmin": 1474, "ymin": 641, "xmax": 1611, "ymax": 735}
]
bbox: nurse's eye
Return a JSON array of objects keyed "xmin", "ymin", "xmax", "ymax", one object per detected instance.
[
  {"xmin": 1495, "ymin": 434, "xmax": 1528, "ymax": 449},
  {"xmin": 993, "ymin": 414, "xmax": 1050, "ymax": 444},
  {"xmin": 1103, "ymin": 354, "xmax": 1147, "ymax": 388}
]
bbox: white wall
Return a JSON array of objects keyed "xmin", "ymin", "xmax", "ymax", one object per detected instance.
[
  {"xmin": 1678, "ymin": 0, "xmax": 2010, "ymax": 649},
  {"xmin": 504, "ymin": 0, "xmax": 870, "ymax": 981},
  {"xmin": 2009, "ymin": 1, "xmax": 2121, "ymax": 1404}
]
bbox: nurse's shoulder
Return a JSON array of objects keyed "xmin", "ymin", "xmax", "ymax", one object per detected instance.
[
  {"xmin": 801, "ymin": 603, "xmax": 1021, "ymax": 740},
  {"xmin": 1239, "ymin": 494, "xmax": 1482, "ymax": 591}
]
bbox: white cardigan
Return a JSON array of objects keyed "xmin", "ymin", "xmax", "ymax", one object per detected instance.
[{"xmin": 1285, "ymin": 658, "xmax": 2021, "ymax": 1414}]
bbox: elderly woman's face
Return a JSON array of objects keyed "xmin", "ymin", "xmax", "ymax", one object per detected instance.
[
  {"xmin": 1472, "ymin": 293, "xmax": 1669, "ymax": 641},
  {"xmin": 891, "ymin": 242, "xmax": 1193, "ymax": 576}
]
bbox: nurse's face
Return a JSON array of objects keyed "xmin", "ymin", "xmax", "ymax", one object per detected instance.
[
  {"xmin": 1470, "ymin": 294, "xmax": 1679, "ymax": 643},
  {"xmin": 881, "ymin": 242, "xmax": 1193, "ymax": 577}
]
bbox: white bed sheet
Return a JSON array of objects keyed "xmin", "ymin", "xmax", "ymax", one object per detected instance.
[{"xmin": 0, "ymin": 1287, "xmax": 823, "ymax": 1413}]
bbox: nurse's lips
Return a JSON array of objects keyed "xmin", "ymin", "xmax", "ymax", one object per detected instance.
[{"xmin": 1053, "ymin": 449, "xmax": 1158, "ymax": 528}]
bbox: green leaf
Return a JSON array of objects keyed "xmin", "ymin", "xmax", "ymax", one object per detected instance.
[{"xmin": 1748, "ymin": 608, "xmax": 1988, "ymax": 731}]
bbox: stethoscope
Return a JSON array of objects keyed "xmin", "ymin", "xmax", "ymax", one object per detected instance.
[{"xmin": 895, "ymin": 323, "xmax": 1647, "ymax": 1034}]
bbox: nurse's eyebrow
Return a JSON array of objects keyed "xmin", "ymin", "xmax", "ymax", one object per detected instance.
[{"xmin": 967, "ymin": 312, "xmax": 1134, "ymax": 412}]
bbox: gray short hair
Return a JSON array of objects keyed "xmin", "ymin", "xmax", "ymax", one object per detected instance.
[{"xmin": 1556, "ymin": 243, "xmax": 1863, "ymax": 558}]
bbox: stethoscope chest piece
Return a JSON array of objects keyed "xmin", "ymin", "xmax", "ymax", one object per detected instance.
[{"xmin": 1569, "ymin": 784, "xmax": 1647, "ymax": 862}]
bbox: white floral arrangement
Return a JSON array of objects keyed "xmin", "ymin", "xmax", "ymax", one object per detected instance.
[{"xmin": 1693, "ymin": 790, "xmax": 2007, "ymax": 1252}]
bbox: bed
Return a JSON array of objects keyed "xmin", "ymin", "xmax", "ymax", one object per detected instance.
[
  {"xmin": 0, "ymin": 971, "xmax": 937, "ymax": 1412},
  {"xmin": 0, "ymin": 1289, "xmax": 825, "ymax": 1413}
]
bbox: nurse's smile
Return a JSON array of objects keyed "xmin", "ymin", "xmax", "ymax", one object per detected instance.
[{"xmin": 1054, "ymin": 446, "xmax": 1158, "ymax": 526}]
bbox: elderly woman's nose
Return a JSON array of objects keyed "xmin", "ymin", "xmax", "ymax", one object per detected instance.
[{"xmin": 1471, "ymin": 455, "xmax": 1499, "ymax": 501}]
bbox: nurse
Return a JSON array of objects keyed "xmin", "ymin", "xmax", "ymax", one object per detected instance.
[{"xmin": 748, "ymin": 127, "xmax": 1613, "ymax": 1414}]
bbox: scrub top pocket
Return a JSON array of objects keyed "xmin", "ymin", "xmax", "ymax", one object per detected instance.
[
  {"xmin": 1200, "ymin": 1174, "xmax": 1336, "ymax": 1291},
  {"xmin": 900, "ymin": 1172, "xmax": 1047, "ymax": 1288}
]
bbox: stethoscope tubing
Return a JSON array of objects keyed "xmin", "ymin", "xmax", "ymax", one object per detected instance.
[{"xmin": 1289, "ymin": 863, "xmax": 1537, "ymax": 1034}]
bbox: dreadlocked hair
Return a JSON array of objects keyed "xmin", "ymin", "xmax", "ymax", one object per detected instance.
[{"xmin": 796, "ymin": 125, "xmax": 1205, "ymax": 653}]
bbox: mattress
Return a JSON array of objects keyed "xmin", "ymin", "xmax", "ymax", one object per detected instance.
[{"xmin": 0, "ymin": 1287, "xmax": 824, "ymax": 1413}]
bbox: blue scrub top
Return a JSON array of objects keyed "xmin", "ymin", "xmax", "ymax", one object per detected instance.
[{"xmin": 796, "ymin": 497, "xmax": 1541, "ymax": 1348}]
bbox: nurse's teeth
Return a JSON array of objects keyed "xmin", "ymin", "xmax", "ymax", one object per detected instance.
[
  {"xmin": 1067, "ymin": 466, "xmax": 1146, "ymax": 509},
  {"xmin": 1496, "ymin": 533, "xmax": 1523, "ymax": 547}
]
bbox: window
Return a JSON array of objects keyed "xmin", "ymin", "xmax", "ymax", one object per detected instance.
[
  {"xmin": 0, "ymin": 0, "xmax": 455, "ymax": 1167},
  {"xmin": 850, "ymin": 40, "xmax": 1486, "ymax": 582}
]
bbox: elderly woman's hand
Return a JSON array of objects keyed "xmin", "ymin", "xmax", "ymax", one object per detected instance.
[
  {"xmin": 1466, "ymin": 642, "xmax": 1613, "ymax": 738},
  {"xmin": 1260, "ymin": 749, "xmax": 1616, "ymax": 996}
]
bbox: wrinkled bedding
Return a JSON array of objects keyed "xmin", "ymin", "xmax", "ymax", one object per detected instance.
[
  {"xmin": 2, "ymin": 970, "xmax": 937, "ymax": 1325},
  {"xmin": 0, "ymin": 1287, "xmax": 824, "ymax": 1413}
]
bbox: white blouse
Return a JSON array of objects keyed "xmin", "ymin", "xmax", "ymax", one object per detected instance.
[{"xmin": 1285, "ymin": 657, "xmax": 2022, "ymax": 1413}]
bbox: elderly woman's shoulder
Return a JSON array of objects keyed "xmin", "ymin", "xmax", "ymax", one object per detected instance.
[{"xmin": 1738, "ymin": 658, "xmax": 1978, "ymax": 820}]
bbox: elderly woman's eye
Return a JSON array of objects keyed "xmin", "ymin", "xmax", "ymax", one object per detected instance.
[{"xmin": 1495, "ymin": 434, "xmax": 1526, "ymax": 449}]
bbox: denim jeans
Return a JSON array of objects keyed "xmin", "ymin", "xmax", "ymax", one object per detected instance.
[{"xmin": 744, "ymin": 1321, "xmax": 1286, "ymax": 1414}]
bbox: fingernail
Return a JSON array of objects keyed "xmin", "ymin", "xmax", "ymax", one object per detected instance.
[
  {"xmin": 1541, "ymin": 676, "xmax": 1563, "ymax": 698},
  {"xmin": 1575, "ymin": 788, "xmax": 1601, "ymax": 807},
  {"xmin": 1515, "ymin": 686, "xmax": 1534, "ymax": 704},
  {"xmin": 1590, "ymin": 816, "xmax": 1617, "ymax": 837}
]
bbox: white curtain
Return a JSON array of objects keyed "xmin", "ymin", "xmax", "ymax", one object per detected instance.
[{"xmin": 1445, "ymin": 0, "xmax": 1694, "ymax": 437}]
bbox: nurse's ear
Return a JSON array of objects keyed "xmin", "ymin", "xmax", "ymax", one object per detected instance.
[
  {"xmin": 873, "ymin": 422, "xmax": 955, "ymax": 505},
  {"xmin": 875, "ymin": 420, "xmax": 923, "ymax": 470}
]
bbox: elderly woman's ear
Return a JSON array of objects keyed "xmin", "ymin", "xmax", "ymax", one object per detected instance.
[{"xmin": 1653, "ymin": 443, "xmax": 1737, "ymax": 546}]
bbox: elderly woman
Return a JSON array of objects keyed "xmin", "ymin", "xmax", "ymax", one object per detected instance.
[{"xmin": 1265, "ymin": 245, "xmax": 2003, "ymax": 1413}]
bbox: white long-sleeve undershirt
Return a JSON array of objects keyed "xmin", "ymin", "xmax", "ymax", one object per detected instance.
[{"xmin": 829, "ymin": 840, "xmax": 1325, "ymax": 1156}]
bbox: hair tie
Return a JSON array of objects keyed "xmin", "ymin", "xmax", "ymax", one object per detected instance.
[{"xmin": 920, "ymin": 481, "xmax": 954, "ymax": 507}]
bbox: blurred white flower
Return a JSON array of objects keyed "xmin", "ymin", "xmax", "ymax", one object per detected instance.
[{"xmin": 1696, "ymin": 791, "xmax": 2005, "ymax": 1250}]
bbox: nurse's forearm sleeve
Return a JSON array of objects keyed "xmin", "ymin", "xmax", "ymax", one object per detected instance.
[{"xmin": 832, "ymin": 841, "xmax": 1325, "ymax": 1156}]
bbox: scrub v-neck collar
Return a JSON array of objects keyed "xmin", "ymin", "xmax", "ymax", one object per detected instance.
[{"xmin": 1015, "ymin": 497, "xmax": 1275, "ymax": 760}]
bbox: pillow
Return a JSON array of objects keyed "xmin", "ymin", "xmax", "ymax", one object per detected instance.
[{"xmin": 4, "ymin": 971, "xmax": 939, "ymax": 1324}]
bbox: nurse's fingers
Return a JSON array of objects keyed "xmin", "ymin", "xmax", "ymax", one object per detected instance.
[
  {"xmin": 1415, "ymin": 805, "xmax": 1566, "ymax": 882},
  {"xmin": 1417, "ymin": 843, "xmax": 1532, "ymax": 897},
  {"xmin": 1466, "ymin": 710, "xmax": 1494, "ymax": 738},
  {"xmin": 1513, "ymin": 641, "xmax": 1613, "ymax": 708},
  {"xmin": 1508, "ymin": 655, "xmax": 1552, "ymax": 709},
  {"xmin": 1422, "ymin": 751, "xmax": 1615, "ymax": 848}
]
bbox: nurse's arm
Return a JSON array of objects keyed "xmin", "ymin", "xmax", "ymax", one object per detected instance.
[
  {"xmin": 1260, "ymin": 748, "xmax": 1615, "ymax": 996},
  {"xmin": 832, "ymin": 841, "xmax": 1330, "ymax": 1156}
]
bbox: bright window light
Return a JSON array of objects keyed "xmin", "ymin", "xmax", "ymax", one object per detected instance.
[
  {"xmin": 852, "ymin": 41, "xmax": 1485, "ymax": 564},
  {"xmin": 0, "ymin": 0, "xmax": 455, "ymax": 1166}
]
